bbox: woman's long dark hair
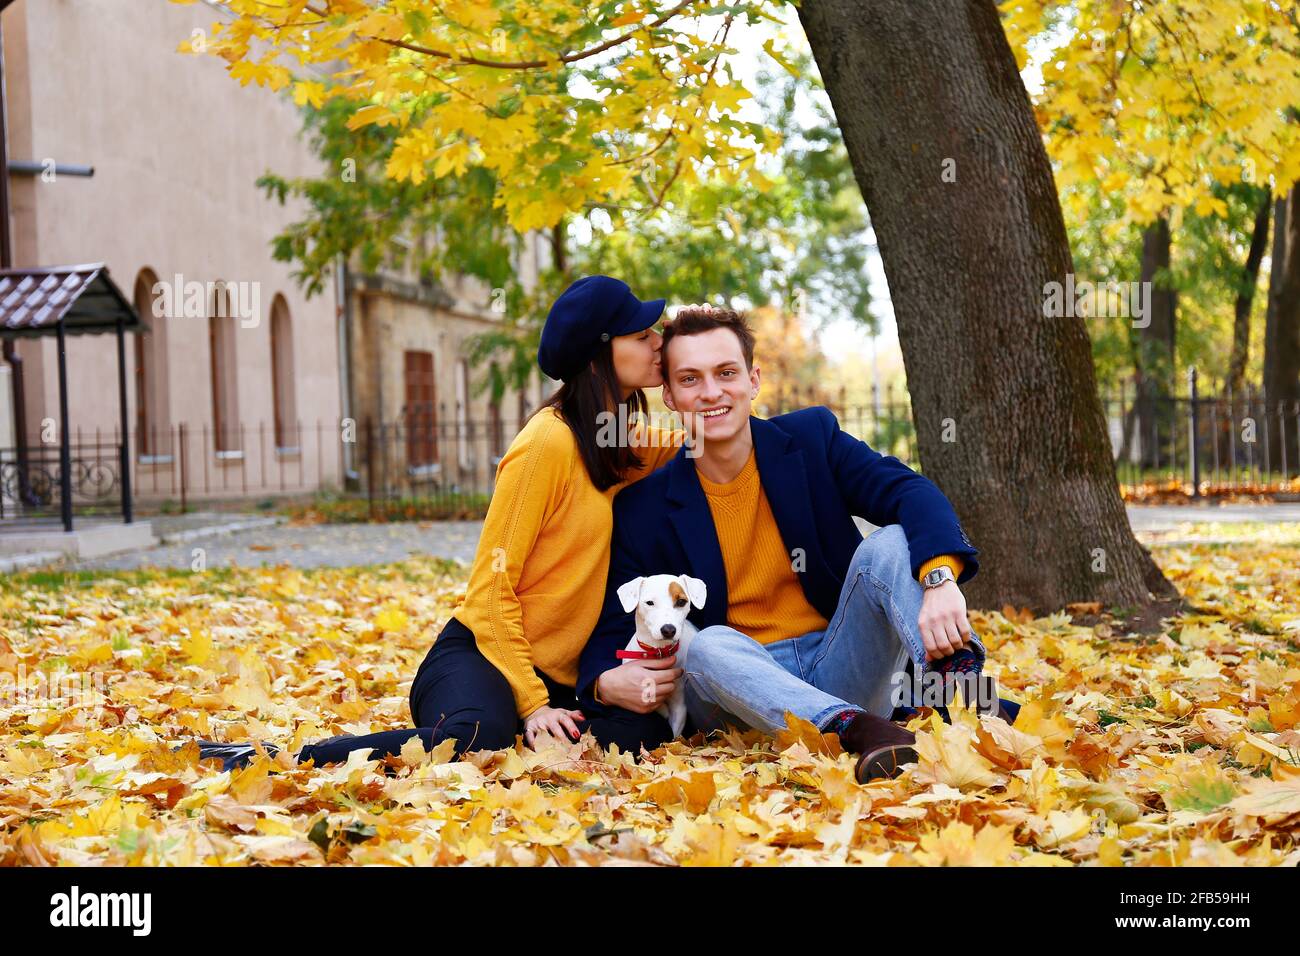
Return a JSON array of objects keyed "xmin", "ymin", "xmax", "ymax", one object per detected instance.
[{"xmin": 541, "ymin": 341, "xmax": 649, "ymax": 491}]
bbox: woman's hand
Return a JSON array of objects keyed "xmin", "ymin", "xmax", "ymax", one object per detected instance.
[
  {"xmin": 523, "ymin": 705, "xmax": 585, "ymax": 746},
  {"xmin": 595, "ymin": 656, "xmax": 682, "ymax": 714},
  {"xmin": 918, "ymin": 580, "xmax": 972, "ymax": 661}
]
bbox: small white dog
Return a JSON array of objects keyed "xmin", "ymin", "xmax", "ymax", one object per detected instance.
[{"xmin": 615, "ymin": 573, "xmax": 707, "ymax": 737}]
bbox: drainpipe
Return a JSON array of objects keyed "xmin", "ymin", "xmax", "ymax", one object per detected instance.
[
  {"xmin": 335, "ymin": 252, "xmax": 357, "ymax": 484},
  {"xmin": 0, "ymin": 7, "xmax": 34, "ymax": 506}
]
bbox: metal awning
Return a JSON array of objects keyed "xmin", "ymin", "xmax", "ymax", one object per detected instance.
[
  {"xmin": 0, "ymin": 263, "xmax": 146, "ymax": 337},
  {"xmin": 0, "ymin": 263, "xmax": 140, "ymax": 531}
]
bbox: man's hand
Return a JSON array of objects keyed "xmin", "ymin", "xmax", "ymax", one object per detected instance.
[
  {"xmin": 918, "ymin": 580, "xmax": 972, "ymax": 661},
  {"xmin": 595, "ymin": 656, "xmax": 682, "ymax": 714},
  {"xmin": 523, "ymin": 705, "xmax": 585, "ymax": 746}
]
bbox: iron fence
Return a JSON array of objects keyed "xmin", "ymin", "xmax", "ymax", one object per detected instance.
[
  {"xmin": 1, "ymin": 373, "xmax": 1295, "ymax": 526},
  {"xmin": 1101, "ymin": 372, "xmax": 1300, "ymax": 494},
  {"xmin": 0, "ymin": 439, "xmax": 121, "ymax": 523}
]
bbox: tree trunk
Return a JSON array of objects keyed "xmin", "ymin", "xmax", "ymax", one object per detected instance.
[
  {"xmin": 1135, "ymin": 218, "xmax": 1177, "ymax": 469},
  {"xmin": 798, "ymin": 0, "xmax": 1177, "ymax": 612},
  {"xmin": 550, "ymin": 219, "xmax": 569, "ymax": 278},
  {"xmin": 1263, "ymin": 190, "xmax": 1300, "ymax": 472},
  {"xmin": 1213, "ymin": 194, "xmax": 1272, "ymax": 469},
  {"xmin": 1116, "ymin": 386, "xmax": 1139, "ymax": 465},
  {"xmin": 1228, "ymin": 194, "xmax": 1272, "ymax": 395}
]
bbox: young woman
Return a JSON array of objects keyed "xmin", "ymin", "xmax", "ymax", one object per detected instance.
[{"xmin": 198, "ymin": 276, "xmax": 685, "ymax": 770}]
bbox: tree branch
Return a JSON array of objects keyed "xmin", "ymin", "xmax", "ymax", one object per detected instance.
[{"xmin": 296, "ymin": 0, "xmax": 702, "ymax": 71}]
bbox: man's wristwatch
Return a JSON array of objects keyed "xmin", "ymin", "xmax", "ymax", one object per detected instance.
[{"xmin": 921, "ymin": 565, "xmax": 957, "ymax": 589}]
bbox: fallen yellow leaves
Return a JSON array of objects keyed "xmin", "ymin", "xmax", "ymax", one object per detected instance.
[
  {"xmin": 913, "ymin": 714, "xmax": 1005, "ymax": 790},
  {"xmin": 1, "ymin": 528, "xmax": 1298, "ymax": 866}
]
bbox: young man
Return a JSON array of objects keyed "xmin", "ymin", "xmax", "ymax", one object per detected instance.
[{"xmin": 577, "ymin": 307, "xmax": 1016, "ymax": 782}]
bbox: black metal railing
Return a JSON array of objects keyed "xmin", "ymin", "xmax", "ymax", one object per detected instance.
[
  {"xmin": 0, "ymin": 440, "xmax": 121, "ymax": 523},
  {"xmin": 1100, "ymin": 371, "xmax": 1300, "ymax": 495},
  {"xmin": 2, "ymin": 373, "xmax": 1294, "ymax": 527}
]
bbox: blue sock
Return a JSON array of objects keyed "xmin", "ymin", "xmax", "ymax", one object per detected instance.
[
  {"xmin": 820, "ymin": 707, "xmax": 864, "ymax": 738},
  {"xmin": 931, "ymin": 646, "xmax": 981, "ymax": 675}
]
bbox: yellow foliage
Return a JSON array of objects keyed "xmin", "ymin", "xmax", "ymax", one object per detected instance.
[
  {"xmin": 1000, "ymin": 0, "xmax": 1300, "ymax": 222},
  {"xmin": 170, "ymin": 0, "xmax": 779, "ymax": 231}
]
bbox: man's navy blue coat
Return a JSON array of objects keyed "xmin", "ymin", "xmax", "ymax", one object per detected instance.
[{"xmin": 576, "ymin": 406, "xmax": 979, "ymax": 707}]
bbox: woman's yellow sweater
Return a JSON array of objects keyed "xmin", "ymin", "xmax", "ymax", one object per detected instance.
[{"xmin": 452, "ymin": 407, "xmax": 682, "ymax": 718}]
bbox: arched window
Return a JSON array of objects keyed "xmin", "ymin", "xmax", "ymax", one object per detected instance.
[
  {"xmin": 209, "ymin": 283, "xmax": 241, "ymax": 455},
  {"xmin": 269, "ymin": 294, "xmax": 298, "ymax": 452},
  {"xmin": 132, "ymin": 269, "xmax": 171, "ymax": 460}
]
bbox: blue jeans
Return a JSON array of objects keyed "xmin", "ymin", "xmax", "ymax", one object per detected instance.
[{"xmin": 684, "ymin": 524, "xmax": 988, "ymax": 734}]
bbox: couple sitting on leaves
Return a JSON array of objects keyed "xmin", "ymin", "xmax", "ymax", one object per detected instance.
[{"xmin": 200, "ymin": 276, "xmax": 1018, "ymax": 784}]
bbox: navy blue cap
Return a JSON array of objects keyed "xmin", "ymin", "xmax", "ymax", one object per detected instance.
[{"xmin": 537, "ymin": 276, "xmax": 666, "ymax": 382}]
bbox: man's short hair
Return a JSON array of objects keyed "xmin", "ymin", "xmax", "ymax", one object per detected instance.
[{"xmin": 661, "ymin": 306, "xmax": 756, "ymax": 376}]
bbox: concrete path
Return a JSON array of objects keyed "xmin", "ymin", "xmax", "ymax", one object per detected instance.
[
  {"xmin": 60, "ymin": 519, "xmax": 485, "ymax": 571},
  {"xmin": 1124, "ymin": 502, "xmax": 1300, "ymax": 530},
  {"xmin": 17, "ymin": 503, "xmax": 1299, "ymax": 573}
]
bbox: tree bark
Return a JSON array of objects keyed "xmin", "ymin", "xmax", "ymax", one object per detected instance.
[
  {"xmin": 1263, "ymin": 189, "xmax": 1300, "ymax": 470},
  {"xmin": 550, "ymin": 219, "xmax": 569, "ymax": 278},
  {"xmin": 1135, "ymin": 218, "xmax": 1177, "ymax": 469},
  {"xmin": 1116, "ymin": 384, "xmax": 1139, "ymax": 465},
  {"xmin": 1228, "ymin": 194, "xmax": 1272, "ymax": 396},
  {"xmin": 798, "ymin": 0, "xmax": 1177, "ymax": 612}
]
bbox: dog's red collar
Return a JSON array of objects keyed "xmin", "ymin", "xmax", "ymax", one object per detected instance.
[{"xmin": 617, "ymin": 639, "xmax": 680, "ymax": 660}]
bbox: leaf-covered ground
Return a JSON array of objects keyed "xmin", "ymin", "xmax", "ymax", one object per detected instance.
[{"xmin": 1, "ymin": 523, "xmax": 1297, "ymax": 866}]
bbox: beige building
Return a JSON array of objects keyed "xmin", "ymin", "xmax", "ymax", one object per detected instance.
[
  {"xmin": 0, "ymin": 0, "xmax": 548, "ymax": 519},
  {"xmin": 346, "ymin": 266, "xmax": 551, "ymax": 501}
]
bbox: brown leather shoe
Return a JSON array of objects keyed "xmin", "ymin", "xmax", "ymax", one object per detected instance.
[{"xmin": 837, "ymin": 711, "xmax": 919, "ymax": 783}]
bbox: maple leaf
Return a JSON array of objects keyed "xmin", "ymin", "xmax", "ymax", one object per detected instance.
[
  {"xmin": 1228, "ymin": 777, "xmax": 1300, "ymax": 824},
  {"xmin": 680, "ymin": 819, "xmax": 741, "ymax": 866},
  {"xmin": 773, "ymin": 711, "xmax": 843, "ymax": 758},
  {"xmin": 813, "ymin": 798, "xmax": 863, "ymax": 861},
  {"xmin": 180, "ymin": 629, "xmax": 213, "ymax": 666},
  {"xmin": 1025, "ymin": 807, "xmax": 1093, "ymax": 850},
  {"xmin": 229, "ymin": 757, "xmax": 274, "ymax": 806},
  {"xmin": 912, "ymin": 715, "xmax": 1004, "ymax": 791},
  {"xmin": 1058, "ymin": 776, "xmax": 1142, "ymax": 824},
  {"xmin": 914, "ymin": 820, "xmax": 1020, "ymax": 866},
  {"xmin": 234, "ymin": 835, "xmax": 322, "ymax": 864},
  {"xmin": 204, "ymin": 794, "xmax": 259, "ymax": 832},
  {"xmin": 292, "ymin": 81, "xmax": 327, "ymax": 110},
  {"xmin": 977, "ymin": 714, "xmax": 1045, "ymax": 769},
  {"xmin": 640, "ymin": 771, "xmax": 717, "ymax": 814},
  {"xmin": 371, "ymin": 605, "xmax": 410, "ymax": 634},
  {"xmin": 1168, "ymin": 766, "xmax": 1238, "ymax": 814}
]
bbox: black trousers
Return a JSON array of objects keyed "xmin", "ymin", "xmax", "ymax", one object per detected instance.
[{"xmin": 295, "ymin": 617, "xmax": 672, "ymax": 766}]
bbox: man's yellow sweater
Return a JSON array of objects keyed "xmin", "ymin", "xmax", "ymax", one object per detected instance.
[
  {"xmin": 698, "ymin": 449, "xmax": 963, "ymax": 645},
  {"xmin": 453, "ymin": 407, "xmax": 682, "ymax": 718}
]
